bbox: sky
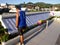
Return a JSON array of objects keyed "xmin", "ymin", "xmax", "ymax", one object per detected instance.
[{"xmin": 0, "ymin": 0, "xmax": 60, "ymax": 4}]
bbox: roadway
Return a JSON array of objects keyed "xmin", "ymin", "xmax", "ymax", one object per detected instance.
[{"xmin": 16, "ymin": 18, "xmax": 60, "ymax": 45}]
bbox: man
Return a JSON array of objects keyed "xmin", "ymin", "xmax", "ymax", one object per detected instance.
[{"xmin": 16, "ymin": 6, "xmax": 27, "ymax": 45}]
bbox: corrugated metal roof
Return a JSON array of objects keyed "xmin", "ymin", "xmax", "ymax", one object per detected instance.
[{"xmin": 2, "ymin": 12, "xmax": 50, "ymax": 34}]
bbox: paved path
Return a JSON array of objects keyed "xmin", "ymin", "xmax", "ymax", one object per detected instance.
[{"xmin": 16, "ymin": 19, "xmax": 60, "ymax": 45}]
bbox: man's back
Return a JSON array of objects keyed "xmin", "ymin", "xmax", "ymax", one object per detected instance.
[{"xmin": 18, "ymin": 11, "xmax": 26, "ymax": 28}]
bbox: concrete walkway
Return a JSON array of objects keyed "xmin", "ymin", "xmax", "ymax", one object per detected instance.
[{"xmin": 16, "ymin": 19, "xmax": 60, "ymax": 45}]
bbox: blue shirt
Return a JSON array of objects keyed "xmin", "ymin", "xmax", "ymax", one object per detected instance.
[{"xmin": 18, "ymin": 11, "xmax": 26, "ymax": 28}]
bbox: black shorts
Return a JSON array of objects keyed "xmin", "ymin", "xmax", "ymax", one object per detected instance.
[{"xmin": 18, "ymin": 27, "xmax": 26, "ymax": 35}]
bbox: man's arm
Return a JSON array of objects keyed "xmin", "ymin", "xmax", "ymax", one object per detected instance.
[{"xmin": 16, "ymin": 9, "xmax": 19, "ymax": 28}]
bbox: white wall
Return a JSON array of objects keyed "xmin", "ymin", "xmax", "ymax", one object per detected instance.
[
  {"xmin": 50, "ymin": 11, "xmax": 60, "ymax": 16},
  {"xmin": 54, "ymin": 11, "xmax": 60, "ymax": 16},
  {"xmin": 1, "ymin": 3, "xmax": 6, "ymax": 6},
  {"xmin": 0, "ymin": 15, "xmax": 7, "ymax": 28}
]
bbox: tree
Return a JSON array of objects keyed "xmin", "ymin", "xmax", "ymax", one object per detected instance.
[
  {"xmin": 34, "ymin": 2, "xmax": 52, "ymax": 8},
  {"xmin": 27, "ymin": 2, "xmax": 33, "ymax": 4},
  {"xmin": 0, "ymin": 22, "xmax": 8, "ymax": 43}
]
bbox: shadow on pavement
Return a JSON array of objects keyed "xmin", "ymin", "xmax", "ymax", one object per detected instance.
[
  {"xmin": 24, "ymin": 25, "xmax": 46, "ymax": 44},
  {"xmin": 55, "ymin": 34, "xmax": 60, "ymax": 45}
]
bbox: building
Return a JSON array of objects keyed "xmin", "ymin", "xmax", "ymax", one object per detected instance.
[
  {"xmin": 35, "ymin": 6, "xmax": 40, "ymax": 11},
  {"xmin": 8, "ymin": 4, "xmax": 15, "ymax": 9},
  {"xmin": 0, "ymin": 3, "xmax": 7, "ymax": 8}
]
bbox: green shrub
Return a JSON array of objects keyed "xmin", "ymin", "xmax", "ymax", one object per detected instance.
[
  {"xmin": 0, "ymin": 22, "xmax": 8, "ymax": 43},
  {"xmin": 1, "ymin": 34, "xmax": 9, "ymax": 42},
  {"xmin": 47, "ymin": 16, "xmax": 54, "ymax": 20},
  {"xmin": 24, "ymin": 24, "xmax": 38, "ymax": 33}
]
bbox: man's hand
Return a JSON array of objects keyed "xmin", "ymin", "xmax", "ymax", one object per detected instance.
[{"xmin": 16, "ymin": 25, "xmax": 18, "ymax": 28}]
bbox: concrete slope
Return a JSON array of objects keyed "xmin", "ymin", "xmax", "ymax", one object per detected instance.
[{"xmin": 25, "ymin": 20, "xmax": 60, "ymax": 45}]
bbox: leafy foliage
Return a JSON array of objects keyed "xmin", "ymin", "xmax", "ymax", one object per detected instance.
[
  {"xmin": 19, "ymin": 2, "xmax": 53, "ymax": 8},
  {"xmin": 0, "ymin": 22, "xmax": 8, "ymax": 43},
  {"xmin": 24, "ymin": 24, "xmax": 38, "ymax": 33}
]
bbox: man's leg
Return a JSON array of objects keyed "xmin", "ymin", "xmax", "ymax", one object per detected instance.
[
  {"xmin": 20, "ymin": 29, "xmax": 24, "ymax": 45},
  {"xmin": 20, "ymin": 35, "xmax": 24, "ymax": 45}
]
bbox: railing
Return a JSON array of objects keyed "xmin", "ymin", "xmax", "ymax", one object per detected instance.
[
  {"xmin": 0, "ymin": 12, "xmax": 54, "ymax": 45},
  {"xmin": 1, "ymin": 12, "xmax": 50, "ymax": 34}
]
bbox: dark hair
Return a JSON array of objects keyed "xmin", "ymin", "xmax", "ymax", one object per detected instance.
[{"xmin": 15, "ymin": 5, "xmax": 21, "ymax": 10}]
